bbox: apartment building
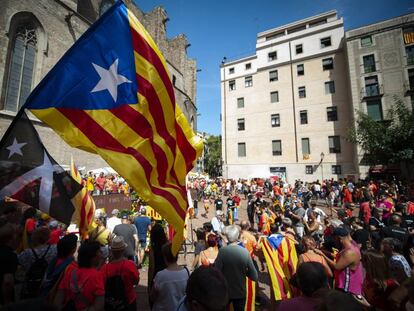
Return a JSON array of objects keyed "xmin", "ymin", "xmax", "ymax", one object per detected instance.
[
  {"xmin": 220, "ymin": 11, "xmax": 356, "ymax": 181},
  {"xmin": 346, "ymin": 13, "xmax": 414, "ymax": 178}
]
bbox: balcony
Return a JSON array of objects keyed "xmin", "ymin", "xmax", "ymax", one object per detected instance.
[
  {"xmin": 360, "ymin": 84, "xmax": 383, "ymax": 100},
  {"xmin": 363, "ymin": 64, "xmax": 376, "ymax": 74},
  {"xmin": 404, "ymin": 81, "xmax": 414, "ymax": 95},
  {"xmin": 407, "ymin": 56, "xmax": 414, "ymax": 66}
]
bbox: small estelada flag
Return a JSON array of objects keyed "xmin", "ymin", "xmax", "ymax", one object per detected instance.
[{"xmin": 0, "ymin": 110, "xmax": 82, "ymax": 225}]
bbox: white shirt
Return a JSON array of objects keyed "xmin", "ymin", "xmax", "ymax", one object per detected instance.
[
  {"xmin": 107, "ymin": 216, "xmax": 121, "ymax": 233},
  {"xmin": 304, "ymin": 207, "xmax": 326, "ymax": 230},
  {"xmin": 211, "ymin": 217, "xmax": 225, "ymax": 233}
]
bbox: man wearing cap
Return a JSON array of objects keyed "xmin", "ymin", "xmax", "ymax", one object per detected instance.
[
  {"xmin": 134, "ymin": 208, "xmax": 151, "ymax": 266},
  {"xmin": 113, "ymin": 215, "xmax": 139, "ymax": 264},
  {"xmin": 314, "ymin": 227, "xmax": 364, "ymax": 296},
  {"xmin": 107, "ymin": 209, "xmax": 121, "ymax": 233}
]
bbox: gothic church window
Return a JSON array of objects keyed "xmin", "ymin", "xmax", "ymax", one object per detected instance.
[{"xmin": 4, "ymin": 24, "xmax": 37, "ymax": 112}]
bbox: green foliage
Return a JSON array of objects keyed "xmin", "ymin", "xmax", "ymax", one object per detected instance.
[
  {"xmin": 204, "ymin": 135, "xmax": 222, "ymax": 177},
  {"xmin": 348, "ymin": 97, "xmax": 414, "ymax": 165}
]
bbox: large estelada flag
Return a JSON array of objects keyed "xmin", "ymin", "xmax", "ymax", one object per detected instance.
[
  {"xmin": 260, "ymin": 234, "xmax": 298, "ymax": 301},
  {"xmin": 23, "ymin": 0, "xmax": 203, "ymax": 253},
  {"xmin": 0, "ymin": 110, "xmax": 82, "ymax": 225}
]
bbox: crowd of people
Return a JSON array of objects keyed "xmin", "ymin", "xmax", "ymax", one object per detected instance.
[
  {"xmin": 1, "ymin": 176, "xmax": 414, "ymax": 310},
  {"xmin": 82, "ymin": 171, "xmax": 131, "ymax": 196},
  {"xmin": 187, "ymin": 177, "xmax": 414, "ymax": 310}
]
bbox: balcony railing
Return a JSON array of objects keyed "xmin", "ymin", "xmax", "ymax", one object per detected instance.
[
  {"xmin": 363, "ymin": 65, "xmax": 376, "ymax": 74},
  {"xmin": 407, "ymin": 56, "xmax": 414, "ymax": 66},
  {"xmin": 360, "ymin": 84, "xmax": 383, "ymax": 100}
]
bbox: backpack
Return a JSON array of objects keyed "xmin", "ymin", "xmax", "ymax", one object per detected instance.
[
  {"xmin": 104, "ymin": 262, "xmax": 128, "ymax": 311},
  {"xmin": 24, "ymin": 245, "xmax": 51, "ymax": 298},
  {"xmin": 62, "ymin": 269, "xmax": 90, "ymax": 311}
]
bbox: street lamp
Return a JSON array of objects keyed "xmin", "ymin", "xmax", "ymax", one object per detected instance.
[{"xmin": 320, "ymin": 152, "xmax": 325, "ymax": 181}]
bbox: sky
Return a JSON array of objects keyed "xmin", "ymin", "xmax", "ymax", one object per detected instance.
[{"xmin": 137, "ymin": 0, "xmax": 414, "ymax": 135}]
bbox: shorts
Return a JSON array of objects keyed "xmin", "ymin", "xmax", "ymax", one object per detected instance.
[{"xmin": 139, "ymin": 239, "xmax": 147, "ymax": 248}]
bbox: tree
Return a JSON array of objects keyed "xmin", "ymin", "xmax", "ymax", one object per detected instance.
[
  {"xmin": 348, "ymin": 97, "xmax": 414, "ymax": 175},
  {"xmin": 203, "ymin": 135, "xmax": 222, "ymax": 177}
]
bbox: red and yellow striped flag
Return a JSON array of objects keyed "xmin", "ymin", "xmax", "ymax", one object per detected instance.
[
  {"xmin": 260, "ymin": 236, "xmax": 298, "ymax": 301},
  {"xmin": 70, "ymin": 158, "xmax": 96, "ymax": 239},
  {"xmin": 24, "ymin": 1, "xmax": 203, "ymax": 254}
]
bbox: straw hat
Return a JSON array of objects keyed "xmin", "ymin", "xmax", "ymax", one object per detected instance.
[{"xmin": 111, "ymin": 236, "xmax": 127, "ymax": 251}]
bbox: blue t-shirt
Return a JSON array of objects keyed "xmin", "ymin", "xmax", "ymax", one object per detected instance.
[{"xmin": 134, "ymin": 216, "xmax": 151, "ymax": 240}]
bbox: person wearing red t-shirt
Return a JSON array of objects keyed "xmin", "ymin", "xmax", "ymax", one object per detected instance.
[
  {"xmin": 48, "ymin": 221, "xmax": 63, "ymax": 245},
  {"xmin": 95, "ymin": 172, "xmax": 107, "ymax": 195},
  {"xmin": 343, "ymin": 187, "xmax": 353, "ymax": 204},
  {"xmin": 101, "ymin": 236, "xmax": 140, "ymax": 310},
  {"xmin": 56, "ymin": 241, "xmax": 105, "ymax": 310}
]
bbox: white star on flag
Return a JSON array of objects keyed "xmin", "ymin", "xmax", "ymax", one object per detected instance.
[
  {"xmin": 6, "ymin": 138, "xmax": 27, "ymax": 158},
  {"xmin": 91, "ymin": 58, "xmax": 131, "ymax": 102}
]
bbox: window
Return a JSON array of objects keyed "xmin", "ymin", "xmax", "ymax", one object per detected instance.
[
  {"xmin": 305, "ymin": 165, "xmax": 313, "ymax": 174},
  {"xmin": 327, "ymin": 106, "xmax": 338, "ymax": 121},
  {"xmin": 238, "ymin": 143, "xmax": 246, "ymax": 157},
  {"xmin": 288, "ymin": 25, "xmax": 306, "ymax": 34},
  {"xmin": 296, "ymin": 44, "xmax": 303, "ymax": 54},
  {"xmin": 406, "ymin": 46, "xmax": 414, "ymax": 65},
  {"xmin": 229, "ymin": 67, "xmax": 234, "ymax": 74},
  {"xmin": 271, "ymin": 114, "xmax": 280, "ymax": 127},
  {"xmin": 237, "ymin": 118, "xmax": 245, "ymax": 131},
  {"xmin": 332, "ymin": 165, "xmax": 342, "ymax": 174},
  {"xmin": 245, "ymin": 76, "xmax": 253, "ymax": 87},
  {"xmin": 269, "ymin": 70, "xmax": 278, "ymax": 82},
  {"xmin": 325, "ymin": 81, "xmax": 335, "ymax": 94},
  {"xmin": 237, "ymin": 97, "xmax": 244, "ymax": 108},
  {"xmin": 266, "ymin": 32, "xmax": 284, "ymax": 41},
  {"xmin": 366, "ymin": 99, "xmax": 383, "ymax": 121},
  {"xmin": 229, "ymin": 80, "xmax": 236, "ymax": 91},
  {"xmin": 245, "ymin": 63, "xmax": 251, "ymax": 70},
  {"xmin": 309, "ymin": 19, "xmax": 327, "ymax": 27},
  {"xmin": 329, "ymin": 136, "xmax": 341, "ymax": 153},
  {"xmin": 363, "ymin": 54, "xmax": 376, "ymax": 73},
  {"xmin": 270, "ymin": 91, "xmax": 279, "ymax": 103},
  {"xmin": 297, "ymin": 64, "xmax": 304, "ymax": 76},
  {"xmin": 322, "ymin": 58, "xmax": 334, "ymax": 70},
  {"xmin": 298, "ymin": 86, "xmax": 306, "ymax": 98},
  {"xmin": 364, "ymin": 76, "xmax": 379, "ymax": 97},
  {"xmin": 172, "ymin": 75, "xmax": 176, "ymax": 86},
  {"xmin": 409, "ymin": 68, "xmax": 414, "ymax": 89},
  {"xmin": 4, "ymin": 23, "xmax": 38, "ymax": 112},
  {"xmin": 272, "ymin": 140, "xmax": 282, "ymax": 156},
  {"xmin": 300, "ymin": 110, "xmax": 308, "ymax": 124},
  {"xmin": 360, "ymin": 36, "xmax": 372, "ymax": 47},
  {"xmin": 302, "ymin": 138, "xmax": 310, "ymax": 155},
  {"xmin": 320, "ymin": 37, "xmax": 332, "ymax": 48},
  {"xmin": 268, "ymin": 51, "xmax": 277, "ymax": 61}
]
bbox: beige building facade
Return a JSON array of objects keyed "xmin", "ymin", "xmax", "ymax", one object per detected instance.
[
  {"xmin": 0, "ymin": 0, "xmax": 197, "ymax": 170},
  {"xmin": 346, "ymin": 13, "xmax": 414, "ymax": 178},
  {"xmin": 221, "ymin": 11, "xmax": 356, "ymax": 181}
]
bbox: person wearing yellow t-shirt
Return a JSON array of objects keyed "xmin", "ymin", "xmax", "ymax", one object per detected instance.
[
  {"xmin": 88, "ymin": 217, "xmax": 110, "ymax": 259},
  {"xmin": 86, "ymin": 172, "xmax": 95, "ymax": 193}
]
